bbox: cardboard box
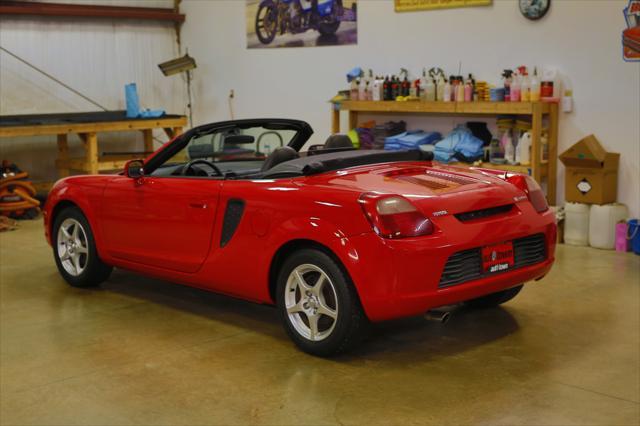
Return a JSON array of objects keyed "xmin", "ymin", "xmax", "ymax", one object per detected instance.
[{"xmin": 559, "ymin": 135, "xmax": 619, "ymax": 205}]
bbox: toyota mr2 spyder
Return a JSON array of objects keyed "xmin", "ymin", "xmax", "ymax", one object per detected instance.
[{"xmin": 44, "ymin": 119, "xmax": 556, "ymax": 356}]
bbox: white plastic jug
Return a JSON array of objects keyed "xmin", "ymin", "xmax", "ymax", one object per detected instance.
[
  {"xmin": 589, "ymin": 204, "xmax": 629, "ymax": 249},
  {"xmin": 564, "ymin": 202, "xmax": 590, "ymax": 246}
]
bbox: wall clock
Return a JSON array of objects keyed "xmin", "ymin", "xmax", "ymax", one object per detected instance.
[{"xmin": 520, "ymin": 0, "xmax": 550, "ymax": 20}]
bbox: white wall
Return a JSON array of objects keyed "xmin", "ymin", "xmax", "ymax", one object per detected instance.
[
  {"xmin": 0, "ymin": 0, "xmax": 185, "ymax": 181},
  {"xmin": 181, "ymin": 0, "xmax": 640, "ymax": 216}
]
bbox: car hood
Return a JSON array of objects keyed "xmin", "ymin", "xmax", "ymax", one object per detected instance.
[{"xmin": 300, "ymin": 161, "xmax": 527, "ymax": 217}]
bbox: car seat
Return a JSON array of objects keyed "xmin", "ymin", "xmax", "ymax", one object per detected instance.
[
  {"xmin": 260, "ymin": 146, "xmax": 299, "ymax": 172},
  {"xmin": 324, "ymin": 134, "xmax": 354, "ymax": 149}
]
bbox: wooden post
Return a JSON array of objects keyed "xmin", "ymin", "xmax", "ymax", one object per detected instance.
[
  {"xmin": 56, "ymin": 133, "xmax": 70, "ymax": 177},
  {"xmin": 547, "ymin": 103, "xmax": 559, "ymax": 205},
  {"xmin": 531, "ymin": 102, "xmax": 542, "ymax": 185},
  {"xmin": 348, "ymin": 111, "xmax": 358, "ymax": 130},
  {"xmin": 84, "ymin": 132, "xmax": 99, "ymax": 174},
  {"xmin": 142, "ymin": 129, "xmax": 154, "ymax": 153},
  {"xmin": 331, "ymin": 105, "xmax": 340, "ymax": 134}
]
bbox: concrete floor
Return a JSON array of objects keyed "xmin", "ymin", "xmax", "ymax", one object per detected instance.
[{"xmin": 1, "ymin": 219, "xmax": 639, "ymax": 426}]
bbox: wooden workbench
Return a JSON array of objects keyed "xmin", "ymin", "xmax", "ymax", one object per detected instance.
[
  {"xmin": 0, "ymin": 111, "xmax": 187, "ymax": 177},
  {"xmin": 331, "ymin": 100, "xmax": 559, "ymax": 204}
]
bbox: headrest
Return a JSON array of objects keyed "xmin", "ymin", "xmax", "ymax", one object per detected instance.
[{"xmin": 324, "ymin": 134, "xmax": 354, "ymax": 149}]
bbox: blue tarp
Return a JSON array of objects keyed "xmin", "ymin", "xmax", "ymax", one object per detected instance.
[
  {"xmin": 434, "ymin": 125, "xmax": 484, "ymax": 163},
  {"xmin": 384, "ymin": 130, "xmax": 442, "ymax": 151}
]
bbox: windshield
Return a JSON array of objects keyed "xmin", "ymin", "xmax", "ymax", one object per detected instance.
[{"xmin": 167, "ymin": 126, "xmax": 297, "ymax": 165}]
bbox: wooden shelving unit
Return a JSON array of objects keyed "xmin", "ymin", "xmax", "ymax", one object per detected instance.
[
  {"xmin": 331, "ymin": 100, "xmax": 559, "ymax": 204},
  {"xmin": 0, "ymin": 112, "xmax": 187, "ymax": 180}
]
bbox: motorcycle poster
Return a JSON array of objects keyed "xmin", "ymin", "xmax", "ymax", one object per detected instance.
[
  {"xmin": 247, "ymin": 0, "xmax": 358, "ymax": 48},
  {"xmin": 623, "ymin": 0, "xmax": 640, "ymax": 61}
]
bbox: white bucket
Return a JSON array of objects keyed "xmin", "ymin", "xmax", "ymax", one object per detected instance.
[
  {"xmin": 564, "ymin": 202, "xmax": 590, "ymax": 246},
  {"xmin": 589, "ymin": 203, "xmax": 629, "ymax": 249}
]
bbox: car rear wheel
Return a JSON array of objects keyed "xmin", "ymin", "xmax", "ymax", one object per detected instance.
[
  {"xmin": 464, "ymin": 285, "xmax": 524, "ymax": 309},
  {"xmin": 53, "ymin": 207, "xmax": 112, "ymax": 288},
  {"xmin": 276, "ymin": 249, "xmax": 368, "ymax": 357}
]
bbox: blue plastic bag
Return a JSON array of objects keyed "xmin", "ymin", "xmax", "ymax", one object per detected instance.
[
  {"xmin": 125, "ymin": 83, "xmax": 165, "ymax": 118},
  {"xmin": 125, "ymin": 83, "xmax": 140, "ymax": 118}
]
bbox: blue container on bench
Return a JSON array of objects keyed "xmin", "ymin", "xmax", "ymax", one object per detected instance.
[{"xmin": 628, "ymin": 219, "xmax": 640, "ymax": 255}]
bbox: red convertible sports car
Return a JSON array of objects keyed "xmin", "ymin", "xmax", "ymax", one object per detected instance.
[{"xmin": 44, "ymin": 119, "xmax": 556, "ymax": 356}]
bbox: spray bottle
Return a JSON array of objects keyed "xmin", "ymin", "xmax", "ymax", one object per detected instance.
[
  {"xmin": 425, "ymin": 75, "xmax": 436, "ymax": 102},
  {"xmin": 502, "ymin": 69, "xmax": 513, "ymax": 102},
  {"xmin": 510, "ymin": 73, "xmax": 521, "ymax": 102},
  {"xmin": 436, "ymin": 74, "xmax": 445, "ymax": 101}
]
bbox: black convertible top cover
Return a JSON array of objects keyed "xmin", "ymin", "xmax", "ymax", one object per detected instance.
[{"xmin": 262, "ymin": 149, "xmax": 434, "ymax": 178}]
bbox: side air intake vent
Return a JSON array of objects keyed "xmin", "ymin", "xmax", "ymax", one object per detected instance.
[{"xmin": 220, "ymin": 199, "xmax": 245, "ymax": 248}]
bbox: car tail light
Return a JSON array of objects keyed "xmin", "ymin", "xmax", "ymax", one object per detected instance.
[
  {"xmin": 506, "ymin": 174, "xmax": 549, "ymax": 213},
  {"xmin": 359, "ymin": 193, "xmax": 434, "ymax": 238}
]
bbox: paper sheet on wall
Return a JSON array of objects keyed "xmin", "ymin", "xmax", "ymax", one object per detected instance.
[{"xmin": 394, "ymin": 0, "xmax": 491, "ymax": 12}]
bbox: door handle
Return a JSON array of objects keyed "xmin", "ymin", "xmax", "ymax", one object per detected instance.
[{"xmin": 189, "ymin": 202, "xmax": 208, "ymax": 209}]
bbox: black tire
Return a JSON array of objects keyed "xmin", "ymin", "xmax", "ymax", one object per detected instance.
[
  {"xmin": 52, "ymin": 206, "xmax": 112, "ymax": 288},
  {"xmin": 464, "ymin": 285, "xmax": 524, "ymax": 309},
  {"xmin": 255, "ymin": 0, "xmax": 277, "ymax": 45},
  {"xmin": 276, "ymin": 248, "xmax": 369, "ymax": 357},
  {"xmin": 318, "ymin": 20, "xmax": 340, "ymax": 36}
]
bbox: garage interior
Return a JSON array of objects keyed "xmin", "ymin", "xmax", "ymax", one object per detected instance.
[{"xmin": 1, "ymin": 1, "xmax": 639, "ymax": 425}]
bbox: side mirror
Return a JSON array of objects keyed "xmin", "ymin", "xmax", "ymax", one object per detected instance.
[{"xmin": 124, "ymin": 159, "xmax": 144, "ymax": 179}]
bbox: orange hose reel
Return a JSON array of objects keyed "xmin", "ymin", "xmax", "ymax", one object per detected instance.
[{"xmin": 0, "ymin": 172, "xmax": 41, "ymax": 216}]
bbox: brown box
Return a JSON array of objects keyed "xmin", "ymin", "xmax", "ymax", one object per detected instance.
[{"xmin": 559, "ymin": 135, "xmax": 619, "ymax": 204}]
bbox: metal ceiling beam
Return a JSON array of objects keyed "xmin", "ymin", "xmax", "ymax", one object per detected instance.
[{"xmin": 0, "ymin": 1, "xmax": 185, "ymax": 23}]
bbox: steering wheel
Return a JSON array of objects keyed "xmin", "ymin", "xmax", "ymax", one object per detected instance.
[{"xmin": 181, "ymin": 159, "xmax": 223, "ymax": 177}]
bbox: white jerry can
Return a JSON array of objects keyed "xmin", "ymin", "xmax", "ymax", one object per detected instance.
[
  {"xmin": 564, "ymin": 202, "xmax": 590, "ymax": 246},
  {"xmin": 589, "ymin": 203, "xmax": 629, "ymax": 249}
]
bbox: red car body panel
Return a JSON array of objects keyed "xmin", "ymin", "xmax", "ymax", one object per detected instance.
[{"xmin": 44, "ymin": 160, "xmax": 556, "ymax": 322}]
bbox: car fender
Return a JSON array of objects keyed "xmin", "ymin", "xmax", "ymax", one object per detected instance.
[
  {"xmin": 45, "ymin": 177, "xmax": 109, "ymax": 258},
  {"xmin": 265, "ymin": 215, "xmax": 371, "ymax": 300}
]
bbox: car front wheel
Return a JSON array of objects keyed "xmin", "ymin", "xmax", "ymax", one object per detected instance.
[
  {"xmin": 52, "ymin": 206, "xmax": 112, "ymax": 288},
  {"xmin": 276, "ymin": 249, "xmax": 368, "ymax": 357}
]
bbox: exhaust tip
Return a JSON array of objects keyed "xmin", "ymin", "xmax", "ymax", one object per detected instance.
[{"xmin": 424, "ymin": 310, "xmax": 451, "ymax": 324}]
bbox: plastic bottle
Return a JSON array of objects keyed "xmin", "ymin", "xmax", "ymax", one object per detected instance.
[
  {"xmin": 426, "ymin": 77, "xmax": 436, "ymax": 101},
  {"xmin": 456, "ymin": 78, "xmax": 465, "ymax": 102},
  {"xmin": 443, "ymin": 79, "xmax": 451, "ymax": 103},
  {"xmin": 502, "ymin": 131, "xmax": 515, "ymax": 164},
  {"xmin": 350, "ymin": 79, "xmax": 359, "ymax": 101},
  {"xmin": 521, "ymin": 72, "xmax": 530, "ymax": 102},
  {"xmin": 358, "ymin": 78, "xmax": 366, "ymax": 100},
  {"xmin": 391, "ymin": 76, "xmax": 400, "ymax": 100},
  {"xmin": 436, "ymin": 75, "xmax": 445, "ymax": 101},
  {"xmin": 372, "ymin": 77, "xmax": 382, "ymax": 101},
  {"xmin": 530, "ymin": 67, "xmax": 541, "ymax": 101},
  {"xmin": 419, "ymin": 69, "xmax": 428, "ymax": 101},
  {"xmin": 517, "ymin": 131, "xmax": 532, "ymax": 165},
  {"xmin": 510, "ymin": 74, "xmax": 521, "ymax": 102},
  {"xmin": 464, "ymin": 78, "xmax": 473, "ymax": 102},
  {"xmin": 502, "ymin": 70, "xmax": 513, "ymax": 102},
  {"xmin": 383, "ymin": 76, "xmax": 391, "ymax": 101}
]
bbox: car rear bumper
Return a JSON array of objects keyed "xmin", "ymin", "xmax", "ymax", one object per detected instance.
[{"xmin": 345, "ymin": 203, "xmax": 556, "ymax": 322}]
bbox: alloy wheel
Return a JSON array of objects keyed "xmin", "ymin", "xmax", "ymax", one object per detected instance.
[
  {"xmin": 57, "ymin": 218, "xmax": 89, "ymax": 277},
  {"xmin": 285, "ymin": 264, "xmax": 338, "ymax": 342}
]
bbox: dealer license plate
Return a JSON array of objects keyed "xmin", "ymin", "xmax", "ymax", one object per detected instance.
[{"xmin": 481, "ymin": 242, "xmax": 514, "ymax": 273}]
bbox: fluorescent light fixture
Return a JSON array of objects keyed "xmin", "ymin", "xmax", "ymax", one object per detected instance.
[{"xmin": 158, "ymin": 54, "xmax": 196, "ymax": 77}]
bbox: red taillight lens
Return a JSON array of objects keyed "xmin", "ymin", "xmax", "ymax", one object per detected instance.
[
  {"xmin": 359, "ymin": 193, "xmax": 434, "ymax": 238},
  {"xmin": 506, "ymin": 174, "xmax": 549, "ymax": 213}
]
